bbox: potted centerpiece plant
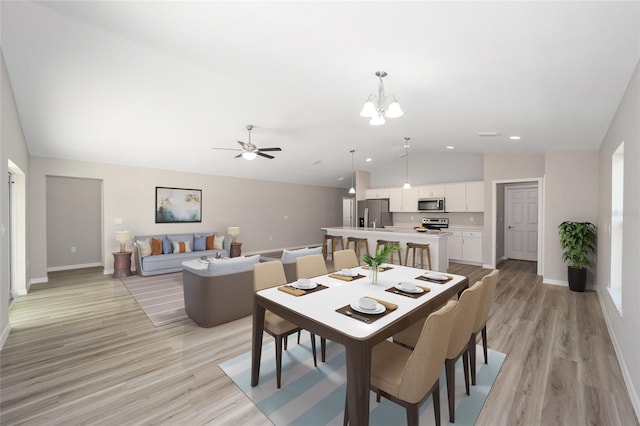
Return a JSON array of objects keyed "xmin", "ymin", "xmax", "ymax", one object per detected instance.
[
  {"xmin": 558, "ymin": 221, "xmax": 597, "ymax": 292},
  {"xmin": 362, "ymin": 243, "xmax": 400, "ymax": 284}
]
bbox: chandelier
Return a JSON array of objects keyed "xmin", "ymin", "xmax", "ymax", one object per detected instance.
[{"xmin": 360, "ymin": 71, "xmax": 403, "ymax": 126}]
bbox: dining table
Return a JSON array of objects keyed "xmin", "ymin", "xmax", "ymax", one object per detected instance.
[{"xmin": 251, "ymin": 264, "xmax": 469, "ymax": 426}]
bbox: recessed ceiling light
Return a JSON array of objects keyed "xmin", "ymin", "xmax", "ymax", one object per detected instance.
[
  {"xmin": 509, "ymin": 136, "xmax": 521, "ymax": 140},
  {"xmin": 337, "ymin": 177, "xmax": 344, "ymax": 181},
  {"xmin": 477, "ymin": 132, "xmax": 500, "ymax": 137},
  {"xmin": 365, "ymin": 158, "xmax": 372, "ymax": 162},
  {"xmin": 446, "ymin": 146, "xmax": 455, "ymax": 150}
]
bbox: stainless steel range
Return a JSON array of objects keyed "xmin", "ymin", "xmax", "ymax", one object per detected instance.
[{"xmin": 421, "ymin": 217, "xmax": 449, "ymax": 231}]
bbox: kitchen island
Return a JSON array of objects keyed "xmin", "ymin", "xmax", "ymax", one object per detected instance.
[{"xmin": 321, "ymin": 226, "xmax": 451, "ymax": 272}]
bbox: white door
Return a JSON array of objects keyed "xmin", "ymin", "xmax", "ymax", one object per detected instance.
[
  {"xmin": 505, "ymin": 186, "xmax": 538, "ymax": 261},
  {"xmin": 342, "ymin": 198, "xmax": 355, "ymax": 227}
]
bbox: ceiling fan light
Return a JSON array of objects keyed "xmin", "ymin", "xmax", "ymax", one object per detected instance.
[
  {"xmin": 369, "ymin": 114, "xmax": 385, "ymax": 126},
  {"xmin": 385, "ymin": 101, "xmax": 403, "ymax": 118},
  {"xmin": 242, "ymin": 151, "xmax": 257, "ymax": 160},
  {"xmin": 360, "ymin": 101, "xmax": 376, "ymax": 117}
]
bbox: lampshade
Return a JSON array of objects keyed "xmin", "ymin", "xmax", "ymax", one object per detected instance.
[
  {"xmin": 385, "ymin": 100, "xmax": 404, "ymax": 118},
  {"xmin": 369, "ymin": 114, "xmax": 386, "ymax": 126},
  {"xmin": 115, "ymin": 230, "xmax": 130, "ymax": 252},
  {"xmin": 227, "ymin": 226, "xmax": 240, "ymax": 243},
  {"xmin": 359, "ymin": 101, "xmax": 376, "ymax": 117}
]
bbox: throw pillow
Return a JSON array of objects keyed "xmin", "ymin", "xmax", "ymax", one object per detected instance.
[
  {"xmin": 150, "ymin": 237, "xmax": 162, "ymax": 255},
  {"xmin": 162, "ymin": 237, "xmax": 172, "ymax": 254},
  {"xmin": 172, "ymin": 241, "xmax": 192, "ymax": 253},
  {"xmin": 205, "ymin": 234, "xmax": 215, "ymax": 250},
  {"xmin": 206, "ymin": 255, "xmax": 260, "ymax": 276},
  {"xmin": 194, "ymin": 236, "xmax": 206, "ymax": 251},
  {"xmin": 214, "ymin": 235, "xmax": 225, "ymax": 249},
  {"xmin": 136, "ymin": 239, "xmax": 152, "ymax": 257}
]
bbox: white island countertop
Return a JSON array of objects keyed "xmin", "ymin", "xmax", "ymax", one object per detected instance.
[{"xmin": 321, "ymin": 226, "xmax": 451, "ymax": 272}]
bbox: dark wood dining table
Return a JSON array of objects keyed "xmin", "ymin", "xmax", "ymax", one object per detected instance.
[{"xmin": 251, "ymin": 264, "xmax": 469, "ymax": 426}]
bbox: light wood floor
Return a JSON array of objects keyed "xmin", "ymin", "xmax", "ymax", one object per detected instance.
[{"xmin": 1, "ymin": 260, "xmax": 638, "ymax": 425}]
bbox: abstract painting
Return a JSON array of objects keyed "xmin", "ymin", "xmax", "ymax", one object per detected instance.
[{"xmin": 155, "ymin": 187, "xmax": 202, "ymax": 223}]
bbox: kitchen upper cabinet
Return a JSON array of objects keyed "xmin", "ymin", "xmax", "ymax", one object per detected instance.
[
  {"xmin": 365, "ymin": 188, "xmax": 391, "ymax": 199},
  {"xmin": 445, "ymin": 181, "xmax": 484, "ymax": 212},
  {"xmin": 389, "ymin": 187, "xmax": 419, "ymax": 212},
  {"xmin": 418, "ymin": 185, "xmax": 445, "ymax": 199}
]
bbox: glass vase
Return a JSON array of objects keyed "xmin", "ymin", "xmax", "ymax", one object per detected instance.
[{"xmin": 369, "ymin": 265, "xmax": 379, "ymax": 284}]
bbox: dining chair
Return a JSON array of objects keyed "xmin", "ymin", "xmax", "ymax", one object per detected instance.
[
  {"xmin": 295, "ymin": 253, "xmax": 329, "ymax": 361},
  {"xmin": 332, "ymin": 249, "xmax": 359, "ymax": 271},
  {"xmin": 391, "ymin": 280, "xmax": 483, "ymax": 423},
  {"xmin": 254, "ymin": 261, "xmax": 319, "ymax": 389},
  {"xmin": 344, "ymin": 300, "xmax": 458, "ymax": 426},
  {"xmin": 469, "ymin": 269, "xmax": 499, "ymax": 385}
]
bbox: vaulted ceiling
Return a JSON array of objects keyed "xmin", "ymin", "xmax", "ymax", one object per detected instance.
[{"xmin": 2, "ymin": 1, "xmax": 639, "ymax": 187}]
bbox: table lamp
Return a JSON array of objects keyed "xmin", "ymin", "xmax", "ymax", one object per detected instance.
[
  {"xmin": 115, "ymin": 230, "xmax": 131, "ymax": 252},
  {"xmin": 227, "ymin": 226, "xmax": 240, "ymax": 243}
]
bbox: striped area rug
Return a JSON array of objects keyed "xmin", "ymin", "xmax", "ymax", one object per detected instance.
[
  {"xmin": 220, "ymin": 334, "xmax": 506, "ymax": 426},
  {"xmin": 120, "ymin": 272, "xmax": 188, "ymax": 326}
]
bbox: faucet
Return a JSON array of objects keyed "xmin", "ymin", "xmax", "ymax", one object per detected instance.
[{"xmin": 371, "ymin": 219, "xmax": 377, "ymax": 231}]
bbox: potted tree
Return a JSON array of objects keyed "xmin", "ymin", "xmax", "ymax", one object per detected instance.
[{"xmin": 558, "ymin": 221, "xmax": 597, "ymax": 292}]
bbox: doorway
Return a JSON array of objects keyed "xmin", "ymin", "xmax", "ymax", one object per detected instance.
[
  {"xmin": 505, "ymin": 185, "xmax": 538, "ymax": 261},
  {"xmin": 7, "ymin": 172, "xmax": 15, "ymax": 304}
]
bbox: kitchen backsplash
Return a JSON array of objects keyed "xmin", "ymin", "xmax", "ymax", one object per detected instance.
[{"xmin": 392, "ymin": 211, "xmax": 484, "ymax": 228}]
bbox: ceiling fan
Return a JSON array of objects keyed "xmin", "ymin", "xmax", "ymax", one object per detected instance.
[{"xmin": 212, "ymin": 125, "xmax": 282, "ymax": 160}]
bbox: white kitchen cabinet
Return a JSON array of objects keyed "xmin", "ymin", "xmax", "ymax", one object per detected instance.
[
  {"xmin": 389, "ymin": 187, "xmax": 419, "ymax": 212},
  {"xmin": 365, "ymin": 188, "xmax": 391, "ymax": 199},
  {"xmin": 448, "ymin": 230, "xmax": 483, "ymax": 265},
  {"xmin": 445, "ymin": 181, "xmax": 484, "ymax": 212},
  {"xmin": 418, "ymin": 185, "xmax": 445, "ymax": 199}
]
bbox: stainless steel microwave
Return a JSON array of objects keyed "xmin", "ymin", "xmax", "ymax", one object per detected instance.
[{"xmin": 418, "ymin": 198, "xmax": 445, "ymax": 212}]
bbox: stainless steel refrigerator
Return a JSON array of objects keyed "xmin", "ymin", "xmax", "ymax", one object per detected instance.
[{"xmin": 357, "ymin": 199, "xmax": 393, "ymax": 228}]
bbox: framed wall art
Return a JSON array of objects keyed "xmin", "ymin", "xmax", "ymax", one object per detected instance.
[{"xmin": 155, "ymin": 187, "xmax": 202, "ymax": 223}]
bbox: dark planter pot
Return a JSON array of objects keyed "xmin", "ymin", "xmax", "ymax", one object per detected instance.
[{"xmin": 568, "ymin": 267, "xmax": 587, "ymax": 292}]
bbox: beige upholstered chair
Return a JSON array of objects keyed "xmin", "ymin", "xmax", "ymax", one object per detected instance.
[
  {"xmin": 345, "ymin": 300, "xmax": 458, "ymax": 426},
  {"xmin": 392, "ymin": 280, "xmax": 483, "ymax": 423},
  {"xmin": 469, "ymin": 269, "xmax": 499, "ymax": 385},
  {"xmin": 296, "ymin": 254, "xmax": 328, "ymax": 279},
  {"xmin": 332, "ymin": 249, "xmax": 359, "ymax": 271},
  {"xmin": 254, "ymin": 261, "xmax": 318, "ymax": 389}
]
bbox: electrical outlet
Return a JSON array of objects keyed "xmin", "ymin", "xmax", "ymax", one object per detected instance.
[{"xmin": 71, "ymin": 247, "xmax": 76, "ymax": 253}]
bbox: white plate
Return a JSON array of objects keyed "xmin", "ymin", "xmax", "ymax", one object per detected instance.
[
  {"xmin": 340, "ymin": 270, "xmax": 357, "ymax": 277},
  {"xmin": 395, "ymin": 283, "xmax": 424, "ymax": 294},
  {"xmin": 350, "ymin": 302, "xmax": 385, "ymax": 314},
  {"xmin": 292, "ymin": 282, "xmax": 317, "ymax": 290},
  {"xmin": 424, "ymin": 272, "xmax": 448, "ymax": 280}
]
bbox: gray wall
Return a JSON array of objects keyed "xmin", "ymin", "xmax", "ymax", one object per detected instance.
[
  {"xmin": 29, "ymin": 157, "xmax": 345, "ymax": 280},
  {"xmin": 1, "ymin": 51, "xmax": 30, "ymax": 347},
  {"xmin": 597, "ymin": 60, "xmax": 640, "ymax": 415},
  {"xmin": 46, "ymin": 176, "xmax": 102, "ymax": 269}
]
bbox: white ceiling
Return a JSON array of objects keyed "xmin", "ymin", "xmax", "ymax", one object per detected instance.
[{"xmin": 2, "ymin": 1, "xmax": 639, "ymax": 187}]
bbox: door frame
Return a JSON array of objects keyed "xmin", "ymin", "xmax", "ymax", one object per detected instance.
[
  {"xmin": 504, "ymin": 184, "xmax": 539, "ymax": 262},
  {"xmin": 491, "ymin": 177, "xmax": 544, "ymax": 276}
]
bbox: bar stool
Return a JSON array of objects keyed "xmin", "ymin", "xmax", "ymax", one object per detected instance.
[
  {"xmin": 375, "ymin": 240, "xmax": 402, "ymax": 265},
  {"xmin": 322, "ymin": 235, "xmax": 344, "ymax": 260},
  {"xmin": 404, "ymin": 242, "xmax": 432, "ymax": 270},
  {"xmin": 346, "ymin": 237, "xmax": 370, "ymax": 259}
]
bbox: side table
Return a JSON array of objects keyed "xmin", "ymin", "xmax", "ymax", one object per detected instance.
[
  {"xmin": 112, "ymin": 251, "xmax": 133, "ymax": 278},
  {"xmin": 230, "ymin": 242, "xmax": 242, "ymax": 258}
]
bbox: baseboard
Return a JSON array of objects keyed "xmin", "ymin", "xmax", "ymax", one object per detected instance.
[
  {"xmin": 48, "ymin": 262, "xmax": 102, "ymax": 272},
  {"xmin": 596, "ymin": 287, "xmax": 640, "ymax": 421},
  {"xmin": 542, "ymin": 277, "xmax": 567, "ymax": 287},
  {"xmin": 103, "ymin": 268, "xmax": 114, "ymax": 275},
  {"xmin": 0, "ymin": 322, "xmax": 11, "ymax": 351}
]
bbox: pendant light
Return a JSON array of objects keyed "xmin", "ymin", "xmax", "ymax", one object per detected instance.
[
  {"xmin": 360, "ymin": 71, "xmax": 403, "ymax": 126},
  {"xmin": 402, "ymin": 137, "xmax": 411, "ymax": 190},
  {"xmin": 348, "ymin": 149, "xmax": 356, "ymax": 194}
]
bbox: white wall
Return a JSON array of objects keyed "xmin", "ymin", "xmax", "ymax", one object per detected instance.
[
  {"xmin": 597, "ymin": 60, "xmax": 640, "ymax": 417},
  {"xmin": 29, "ymin": 157, "xmax": 345, "ymax": 281},
  {"xmin": 1, "ymin": 50, "xmax": 30, "ymax": 347}
]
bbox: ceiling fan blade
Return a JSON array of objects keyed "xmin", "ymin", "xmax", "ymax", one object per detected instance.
[
  {"xmin": 257, "ymin": 152, "xmax": 275, "ymax": 159},
  {"xmin": 257, "ymin": 147, "xmax": 282, "ymax": 152},
  {"xmin": 234, "ymin": 153, "xmax": 243, "ymax": 158},
  {"xmin": 212, "ymin": 147, "xmax": 241, "ymax": 151},
  {"xmin": 237, "ymin": 141, "xmax": 250, "ymax": 150}
]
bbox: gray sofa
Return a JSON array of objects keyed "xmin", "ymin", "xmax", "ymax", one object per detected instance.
[
  {"xmin": 260, "ymin": 246, "xmax": 323, "ymax": 283},
  {"xmin": 182, "ymin": 255, "xmax": 261, "ymax": 327},
  {"xmin": 133, "ymin": 232, "xmax": 230, "ymax": 276}
]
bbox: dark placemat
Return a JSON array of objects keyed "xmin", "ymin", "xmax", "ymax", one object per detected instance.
[
  {"xmin": 278, "ymin": 283, "xmax": 329, "ymax": 297},
  {"xmin": 360, "ymin": 265, "xmax": 394, "ymax": 272},
  {"xmin": 415, "ymin": 275, "xmax": 453, "ymax": 284},
  {"xmin": 385, "ymin": 284, "xmax": 431, "ymax": 299},
  {"xmin": 327, "ymin": 273, "xmax": 367, "ymax": 282},
  {"xmin": 335, "ymin": 304, "xmax": 392, "ymax": 323}
]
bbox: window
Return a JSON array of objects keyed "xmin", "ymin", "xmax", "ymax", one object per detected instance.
[{"xmin": 609, "ymin": 142, "xmax": 623, "ymax": 313}]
